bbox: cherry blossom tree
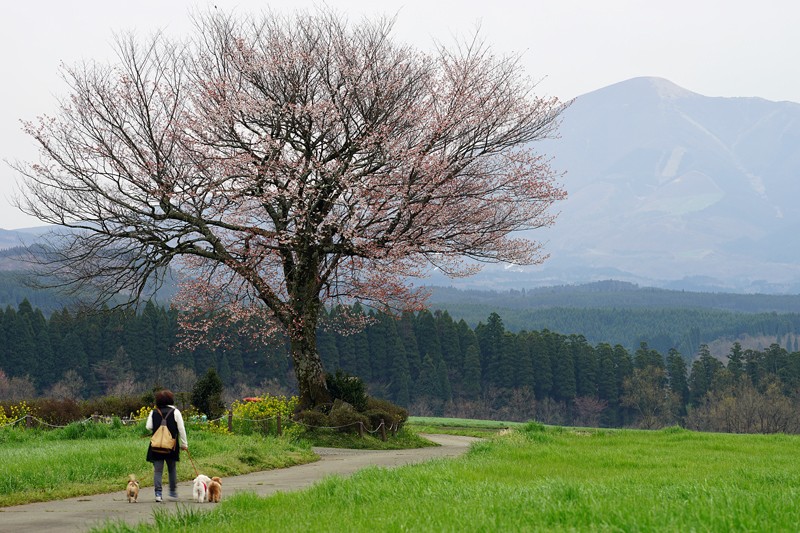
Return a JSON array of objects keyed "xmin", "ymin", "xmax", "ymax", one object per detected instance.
[{"xmin": 15, "ymin": 10, "xmax": 567, "ymax": 409}]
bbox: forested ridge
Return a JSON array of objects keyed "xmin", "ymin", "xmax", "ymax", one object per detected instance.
[
  {"xmin": 430, "ymin": 281, "xmax": 800, "ymax": 312},
  {"xmin": 428, "ymin": 281, "xmax": 800, "ymax": 354},
  {"xmin": 4, "ymin": 298, "xmax": 800, "ymax": 432}
]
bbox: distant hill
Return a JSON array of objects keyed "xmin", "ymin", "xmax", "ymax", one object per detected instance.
[
  {"xmin": 428, "ymin": 282, "xmax": 800, "ymax": 356},
  {"xmin": 440, "ymin": 77, "xmax": 800, "ymax": 293},
  {"xmin": 429, "ymin": 280, "xmax": 800, "ymax": 314}
]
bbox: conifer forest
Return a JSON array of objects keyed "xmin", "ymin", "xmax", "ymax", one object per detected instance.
[{"xmin": 3, "ymin": 297, "xmax": 800, "ymax": 433}]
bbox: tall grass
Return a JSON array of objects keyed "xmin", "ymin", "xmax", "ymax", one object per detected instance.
[
  {"xmin": 0, "ymin": 422, "xmax": 315, "ymax": 507},
  {"xmin": 98, "ymin": 424, "xmax": 800, "ymax": 532}
]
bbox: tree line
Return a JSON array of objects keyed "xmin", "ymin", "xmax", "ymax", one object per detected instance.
[
  {"xmin": 3, "ymin": 299, "xmax": 800, "ymax": 432},
  {"xmin": 434, "ymin": 305, "xmax": 800, "ymax": 357}
]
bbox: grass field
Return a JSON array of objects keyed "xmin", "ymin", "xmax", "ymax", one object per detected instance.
[
  {"xmin": 7, "ymin": 418, "xmax": 800, "ymax": 531},
  {"xmin": 0, "ymin": 417, "xmax": 433, "ymax": 507},
  {"xmin": 0, "ymin": 420, "xmax": 316, "ymax": 507},
  {"xmin": 407, "ymin": 416, "xmax": 524, "ymax": 437},
  {"xmin": 95, "ymin": 423, "xmax": 800, "ymax": 532}
]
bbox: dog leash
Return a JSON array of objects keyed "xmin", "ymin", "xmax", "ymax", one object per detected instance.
[{"xmin": 184, "ymin": 447, "xmax": 199, "ymax": 477}]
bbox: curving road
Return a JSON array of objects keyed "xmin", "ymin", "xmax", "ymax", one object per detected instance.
[{"xmin": 0, "ymin": 434, "xmax": 479, "ymax": 533}]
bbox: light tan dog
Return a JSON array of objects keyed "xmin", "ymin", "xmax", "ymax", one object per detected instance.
[
  {"xmin": 207, "ymin": 476, "xmax": 222, "ymax": 503},
  {"xmin": 126, "ymin": 474, "xmax": 140, "ymax": 503}
]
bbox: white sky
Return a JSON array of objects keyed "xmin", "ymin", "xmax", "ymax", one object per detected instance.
[{"xmin": 1, "ymin": 0, "xmax": 798, "ymax": 229}]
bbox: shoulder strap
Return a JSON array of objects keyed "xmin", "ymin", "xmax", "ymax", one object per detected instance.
[{"xmin": 155, "ymin": 407, "xmax": 174, "ymax": 422}]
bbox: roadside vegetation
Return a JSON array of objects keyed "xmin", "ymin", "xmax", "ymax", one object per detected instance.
[
  {"xmin": 0, "ymin": 397, "xmax": 429, "ymax": 507},
  {"xmin": 0, "ymin": 419, "xmax": 316, "ymax": 507},
  {"xmin": 96, "ymin": 423, "xmax": 800, "ymax": 532}
]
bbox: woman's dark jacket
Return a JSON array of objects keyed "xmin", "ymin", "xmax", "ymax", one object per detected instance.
[{"xmin": 146, "ymin": 407, "xmax": 181, "ymax": 462}]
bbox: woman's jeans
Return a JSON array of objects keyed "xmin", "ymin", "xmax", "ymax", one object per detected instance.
[{"xmin": 152, "ymin": 458, "xmax": 178, "ymax": 496}]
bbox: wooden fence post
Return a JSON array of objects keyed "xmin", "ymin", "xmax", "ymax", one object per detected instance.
[
  {"xmin": 25, "ymin": 414, "xmax": 33, "ymax": 429},
  {"xmin": 380, "ymin": 419, "xmax": 387, "ymax": 441},
  {"xmin": 227, "ymin": 410, "xmax": 233, "ymax": 433},
  {"xmin": 358, "ymin": 421, "xmax": 364, "ymax": 438}
]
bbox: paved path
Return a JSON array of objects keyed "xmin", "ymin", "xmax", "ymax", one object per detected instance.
[{"xmin": 0, "ymin": 434, "xmax": 479, "ymax": 533}]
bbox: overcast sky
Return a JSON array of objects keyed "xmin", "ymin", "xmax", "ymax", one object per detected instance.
[{"xmin": 2, "ymin": 0, "xmax": 797, "ymax": 229}]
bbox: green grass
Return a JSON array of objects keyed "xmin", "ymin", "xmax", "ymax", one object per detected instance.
[
  {"xmin": 0, "ymin": 422, "xmax": 316, "ymax": 507},
  {"xmin": 407, "ymin": 416, "xmax": 524, "ymax": 437},
  {"xmin": 94, "ymin": 423, "xmax": 800, "ymax": 532},
  {"xmin": 303, "ymin": 427, "xmax": 435, "ymax": 449}
]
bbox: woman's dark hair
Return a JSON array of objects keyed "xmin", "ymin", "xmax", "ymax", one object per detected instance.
[{"xmin": 154, "ymin": 389, "xmax": 175, "ymax": 408}]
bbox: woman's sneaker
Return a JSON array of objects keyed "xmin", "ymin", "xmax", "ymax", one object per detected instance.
[{"xmin": 155, "ymin": 494, "xmax": 163, "ymax": 503}]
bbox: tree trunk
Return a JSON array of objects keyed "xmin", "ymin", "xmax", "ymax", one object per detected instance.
[{"xmin": 287, "ymin": 294, "xmax": 332, "ymax": 411}]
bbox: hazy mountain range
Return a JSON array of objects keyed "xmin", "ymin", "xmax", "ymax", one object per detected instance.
[
  {"xmin": 462, "ymin": 76, "xmax": 800, "ymax": 294},
  {"xmin": 3, "ymin": 76, "xmax": 800, "ymax": 294}
]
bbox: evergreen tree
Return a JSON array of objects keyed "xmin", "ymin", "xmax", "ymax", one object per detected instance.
[
  {"xmin": 513, "ymin": 332, "xmax": 535, "ymax": 390},
  {"xmin": 335, "ymin": 326, "xmax": 356, "ymax": 375},
  {"xmin": 595, "ymin": 343, "xmax": 619, "ymax": 425},
  {"xmin": 352, "ymin": 327, "xmax": 371, "ymax": 382},
  {"xmin": 389, "ymin": 336, "xmax": 411, "ymax": 406},
  {"xmin": 34, "ymin": 326, "xmax": 57, "ymax": 390},
  {"xmin": 435, "ymin": 310, "xmax": 461, "ymax": 379},
  {"xmin": 531, "ymin": 330, "xmax": 554, "ymax": 400},
  {"xmin": 398, "ymin": 311, "xmax": 421, "ymax": 379},
  {"xmin": 726, "ymin": 342, "xmax": 744, "ymax": 381},
  {"xmin": 416, "ymin": 353, "xmax": 441, "ymax": 400},
  {"xmin": 763, "ymin": 343, "xmax": 789, "ymax": 384},
  {"xmin": 436, "ymin": 352, "xmax": 452, "ymax": 403},
  {"xmin": 462, "ymin": 344, "xmax": 482, "ymax": 400},
  {"xmin": 688, "ymin": 344, "xmax": 723, "ymax": 404},
  {"xmin": 613, "ymin": 344, "xmax": 634, "ymax": 425},
  {"xmin": 495, "ymin": 332, "xmax": 517, "ymax": 388},
  {"xmin": 476, "ymin": 312, "xmax": 504, "ymax": 386},
  {"xmin": 217, "ymin": 350, "xmax": 232, "ymax": 384},
  {"xmin": 6, "ymin": 307, "xmax": 36, "ymax": 378},
  {"xmin": 415, "ymin": 310, "xmax": 442, "ymax": 370},
  {"xmin": 191, "ymin": 368, "xmax": 226, "ymax": 418},
  {"xmin": 744, "ymin": 348, "xmax": 763, "ymax": 386},
  {"xmin": 317, "ymin": 322, "xmax": 340, "ymax": 371},
  {"xmin": 367, "ymin": 312, "xmax": 389, "ymax": 383},
  {"xmin": 665, "ymin": 348, "xmax": 689, "ymax": 413},
  {"xmin": 551, "ymin": 338, "xmax": 576, "ymax": 401},
  {"xmin": 571, "ymin": 334, "xmax": 597, "ymax": 398},
  {"xmin": 634, "ymin": 342, "xmax": 664, "ymax": 370},
  {"xmin": 61, "ymin": 330, "xmax": 89, "ymax": 377}
]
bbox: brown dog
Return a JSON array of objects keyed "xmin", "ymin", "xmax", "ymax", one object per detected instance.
[
  {"xmin": 207, "ymin": 476, "xmax": 222, "ymax": 503},
  {"xmin": 126, "ymin": 474, "xmax": 140, "ymax": 503}
]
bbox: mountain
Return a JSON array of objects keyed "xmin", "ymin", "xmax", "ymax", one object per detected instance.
[
  {"xmin": 4, "ymin": 78, "xmax": 800, "ymax": 294},
  {"xmin": 510, "ymin": 76, "xmax": 800, "ymax": 293},
  {"xmin": 0, "ymin": 226, "xmax": 53, "ymax": 250}
]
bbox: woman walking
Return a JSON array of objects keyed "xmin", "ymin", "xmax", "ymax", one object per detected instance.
[{"xmin": 146, "ymin": 389, "xmax": 188, "ymax": 502}]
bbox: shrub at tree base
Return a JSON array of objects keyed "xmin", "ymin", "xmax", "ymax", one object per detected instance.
[
  {"xmin": 363, "ymin": 397, "xmax": 408, "ymax": 431},
  {"xmin": 295, "ymin": 409, "xmax": 329, "ymax": 432},
  {"xmin": 327, "ymin": 400, "xmax": 370, "ymax": 433},
  {"xmin": 295, "ymin": 395, "xmax": 408, "ymax": 435},
  {"xmin": 326, "ymin": 370, "xmax": 368, "ymax": 412}
]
